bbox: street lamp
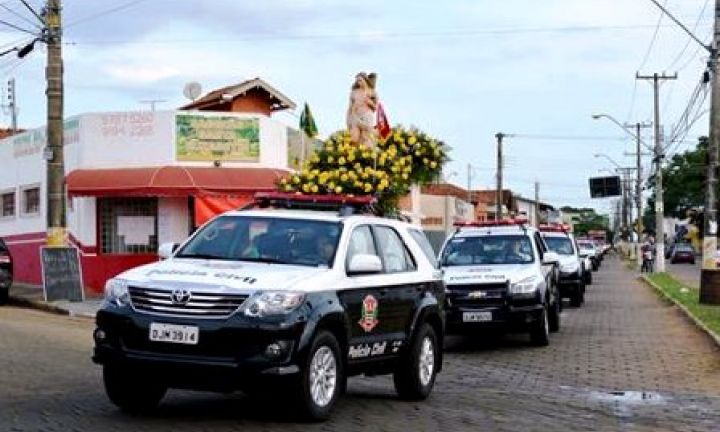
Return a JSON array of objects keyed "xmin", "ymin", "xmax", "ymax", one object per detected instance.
[
  {"xmin": 594, "ymin": 153, "xmax": 623, "ymax": 169},
  {"xmin": 591, "ymin": 113, "xmax": 653, "ymax": 152}
]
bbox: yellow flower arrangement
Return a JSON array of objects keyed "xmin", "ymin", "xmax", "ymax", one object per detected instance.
[{"xmin": 279, "ymin": 126, "xmax": 449, "ymax": 213}]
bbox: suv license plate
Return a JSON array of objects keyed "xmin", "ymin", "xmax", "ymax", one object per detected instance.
[
  {"xmin": 463, "ymin": 311, "xmax": 492, "ymax": 322},
  {"xmin": 149, "ymin": 323, "xmax": 199, "ymax": 345}
]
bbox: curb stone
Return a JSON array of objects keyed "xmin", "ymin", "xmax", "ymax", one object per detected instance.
[
  {"xmin": 640, "ymin": 274, "xmax": 720, "ymax": 348},
  {"xmin": 8, "ymin": 294, "xmax": 97, "ymax": 320}
]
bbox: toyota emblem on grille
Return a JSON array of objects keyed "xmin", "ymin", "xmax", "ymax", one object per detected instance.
[{"xmin": 171, "ymin": 288, "xmax": 192, "ymax": 305}]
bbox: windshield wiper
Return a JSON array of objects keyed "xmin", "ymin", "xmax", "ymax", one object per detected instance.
[
  {"xmin": 237, "ymin": 256, "xmax": 290, "ymax": 265},
  {"xmin": 175, "ymin": 253, "xmax": 231, "ymax": 260}
]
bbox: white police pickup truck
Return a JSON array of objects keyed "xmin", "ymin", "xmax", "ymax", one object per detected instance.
[
  {"xmin": 539, "ymin": 225, "xmax": 587, "ymax": 307},
  {"xmin": 93, "ymin": 193, "xmax": 445, "ymax": 421},
  {"xmin": 439, "ymin": 219, "xmax": 561, "ymax": 346}
]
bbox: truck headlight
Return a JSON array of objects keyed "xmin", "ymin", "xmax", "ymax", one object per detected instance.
[
  {"xmin": 509, "ymin": 276, "xmax": 540, "ymax": 294},
  {"xmin": 104, "ymin": 278, "xmax": 130, "ymax": 306},
  {"xmin": 243, "ymin": 291, "xmax": 305, "ymax": 317}
]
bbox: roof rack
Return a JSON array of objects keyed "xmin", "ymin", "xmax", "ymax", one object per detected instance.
[{"xmin": 243, "ymin": 192, "xmax": 378, "ymax": 217}]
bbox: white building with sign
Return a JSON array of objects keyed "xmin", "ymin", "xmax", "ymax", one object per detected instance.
[{"xmin": 0, "ymin": 78, "xmax": 307, "ymax": 293}]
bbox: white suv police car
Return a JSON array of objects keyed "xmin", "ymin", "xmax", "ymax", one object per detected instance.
[
  {"xmin": 439, "ymin": 219, "xmax": 561, "ymax": 346},
  {"xmin": 93, "ymin": 194, "xmax": 445, "ymax": 421},
  {"xmin": 539, "ymin": 225, "xmax": 586, "ymax": 307}
]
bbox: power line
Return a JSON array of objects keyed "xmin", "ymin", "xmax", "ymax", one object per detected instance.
[
  {"xmin": 66, "ymin": 0, "xmax": 149, "ymax": 28},
  {"xmin": 63, "ymin": 21, "xmax": 715, "ymax": 46},
  {"xmin": 0, "ymin": 16, "xmax": 37, "ymax": 35},
  {"xmin": 637, "ymin": 0, "xmax": 668, "ymax": 72},
  {"xmin": 0, "ymin": 2, "xmax": 41, "ymax": 29},
  {"xmin": 17, "ymin": 0, "xmax": 44, "ymax": 24},
  {"xmin": 665, "ymin": 0, "xmax": 711, "ymax": 71}
]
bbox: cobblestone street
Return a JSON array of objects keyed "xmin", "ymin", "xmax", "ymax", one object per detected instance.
[{"xmin": 1, "ymin": 256, "xmax": 720, "ymax": 431}]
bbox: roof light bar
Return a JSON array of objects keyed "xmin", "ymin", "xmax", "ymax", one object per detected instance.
[{"xmin": 453, "ymin": 218, "xmax": 530, "ymax": 228}]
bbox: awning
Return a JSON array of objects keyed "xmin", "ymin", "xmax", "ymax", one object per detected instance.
[{"xmin": 66, "ymin": 166, "xmax": 289, "ymax": 198}]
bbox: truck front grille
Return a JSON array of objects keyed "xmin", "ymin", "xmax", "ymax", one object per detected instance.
[{"xmin": 128, "ymin": 286, "xmax": 249, "ymax": 318}]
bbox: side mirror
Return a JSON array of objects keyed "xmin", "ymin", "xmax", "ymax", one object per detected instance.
[
  {"xmin": 543, "ymin": 251, "xmax": 560, "ymax": 265},
  {"xmin": 158, "ymin": 242, "xmax": 179, "ymax": 260},
  {"xmin": 347, "ymin": 254, "xmax": 383, "ymax": 276}
]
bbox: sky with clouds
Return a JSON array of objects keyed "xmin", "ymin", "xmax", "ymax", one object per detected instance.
[{"xmin": 2, "ymin": 0, "xmax": 715, "ymax": 215}]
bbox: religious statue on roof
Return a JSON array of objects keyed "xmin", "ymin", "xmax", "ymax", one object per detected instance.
[{"xmin": 346, "ymin": 72, "xmax": 378, "ymax": 149}]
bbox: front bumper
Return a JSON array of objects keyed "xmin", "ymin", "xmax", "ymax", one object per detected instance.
[
  {"xmin": 93, "ymin": 307, "xmax": 306, "ymax": 391},
  {"xmin": 445, "ymin": 293, "xmax": 544, "ymax": 334},
  {"xmin": 557, "ymin": 270, "xmax": 582, "ymax": 295}
]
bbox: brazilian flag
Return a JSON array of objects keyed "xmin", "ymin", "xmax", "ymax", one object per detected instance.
[{"xmin": 299, "ymin": 102, "xmax": 318, "ymax": 138}]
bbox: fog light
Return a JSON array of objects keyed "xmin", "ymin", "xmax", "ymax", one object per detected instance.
[
  {"xmin": 94, "ymin": 328, "xmax": 107, "ymax": 343},
  {"xmin": 264, "ymin": 340, "xmax": 290, "ymax": 359}
]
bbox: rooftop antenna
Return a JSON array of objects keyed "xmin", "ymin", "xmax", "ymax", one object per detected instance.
[{"xmin": 139, "ymin": 99, "xmax": 166, "ymax": 112}]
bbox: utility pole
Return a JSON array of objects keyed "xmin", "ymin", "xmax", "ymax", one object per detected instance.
[
  {"xmin": 625, "ymin": 121, "xmax": 653, "ymax": 267},
  {"xmin": 7, "ymin": 78, "xmax": 17, "ymax": 132},
  {"xmin": 495, "ymin": 132, "xmax": 504, "ymax": 221},
  {"xmin": 534, "ymin": 181, "xmax": 540, "ymax": 226},
  {"xmin": 636, "ymin": 72, "xmax": 677, "ymax": 272},
  {"xmin": 45, "ymin": 0, "xmax": 65, "ymax": 247},
  {"xmin": 139, "ymin": 99, "xmax": 167, "ymax": 112},
  {"xmin": 700, "ymin": 0, "xmax": 720, "ymax": 304}
]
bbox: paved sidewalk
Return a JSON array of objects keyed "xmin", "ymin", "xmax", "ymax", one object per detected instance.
[{"xmin": 8, "ymin": 282, "xmax": 102, "ymax": 318}]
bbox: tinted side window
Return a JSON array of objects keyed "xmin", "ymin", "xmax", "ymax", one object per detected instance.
[
  {"xmin": 409, "ymin": 228, "xmax": 439, "ymax": 268},
  {"xmin": 346, "ymin": 225, "xmax": 377, "ymax": 267},
  {"xmin": 374, "ymin": 226, "xmax": 416, "ymax": 273}
]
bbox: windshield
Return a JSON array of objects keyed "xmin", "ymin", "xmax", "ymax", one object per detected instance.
[
  {"xmin": 577, "ymin": 241, "xmax": 595, "ymax": 251},
  {"xmin": 175, "ymin": 215, "xmax": 342, "ymax": 267},
  {"xmin": 441, "ymin": 235, "xmax": 534, "ymax": 266},
  {"xmin": 675, "ymin": 244, "xmax": 694, "ymax": 252},
  {"xmin": 544, "ymin": 236, "xmax": 575, "ymax": 255}
]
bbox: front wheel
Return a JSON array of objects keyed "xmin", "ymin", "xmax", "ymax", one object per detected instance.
[
  {"xmin": 548, "ymin": 295, "xmax": 561, "ymax": 332},
  {"xmin": 394, "ymin": 323, "xmax": 439, "ymax": 401},
  {"xmin": 103, "ymin": 364, "xmax": 167, "ymax": 413},
  {"xmin": 289, "ymin": 330, "xmax": 344, "ymax": 421},
  {"xmin": 530, "ymin": 306, "xmax": 550, "ymax": 346},
  {"xmin": 0, "ymin": 270, "xmax": 10, "ymax": 305}
]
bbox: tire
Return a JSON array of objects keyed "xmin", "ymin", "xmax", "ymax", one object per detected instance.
[
  {"xmin": 394, "ymin": 323, "xmax": 439, "ymax": 401},
  {"xmin": 0, "ymin": 270, "xmax": 10, "ymax": 305},
  {"xmin": 548, "ymin": 295, "xmax": 561, "ymax": 333},
  {"xmin": 570, "ymin": 282, "xmax": 584, "ymax": 307},
  {"xmin": 591, "ymin": 260, "xmax": 598, "ymax": 271},
  {"xmin": 529, "ymin": 305, "xmax": 550, "ymax": 346},
  {"xmin": 103, "ymin": 364, "xmax": 167, "ymax": 413},
  {"xmin": 584, "ymin": 270, "xmax": 592, "ymax": 285},
  {"xmin": 289, "ymin": 330, "xmax": 344, "ymax": 421}
]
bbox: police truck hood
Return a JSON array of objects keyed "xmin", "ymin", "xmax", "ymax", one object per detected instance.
[{"xmin": 115, "ymin": 258, "xmax": 330, "ymax": 292}]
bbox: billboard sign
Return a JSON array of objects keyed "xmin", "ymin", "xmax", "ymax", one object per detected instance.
[{"xmin": 176, "ymin": 114, "xmax": 260, "ymax": 162}]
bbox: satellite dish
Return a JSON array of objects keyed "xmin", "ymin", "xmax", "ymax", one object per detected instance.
[{"xmin": 183, "ymin": 82, "xmax": 202, "ymax": 101}]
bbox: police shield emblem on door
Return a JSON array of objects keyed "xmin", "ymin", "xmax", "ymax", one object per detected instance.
[{"xmin": 358, "ymin": 294, "xmax": 379, "ymax": 332}]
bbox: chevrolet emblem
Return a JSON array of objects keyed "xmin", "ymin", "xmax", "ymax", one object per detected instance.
[{"xmin": 468, "ymin": 291, "xmax": 487, "ymax": 299}]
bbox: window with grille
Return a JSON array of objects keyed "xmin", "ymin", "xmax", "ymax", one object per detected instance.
[
  {"xmin": 21, "ymin": 186, "xmax": 40, "ymax": 215},
  {"xmin": 99, "ymin": 198, "xmax": 158, "ymax": 254},
  {"xmin": 1, "ymin": 191, "xmax": 14, "ymax": 218}
]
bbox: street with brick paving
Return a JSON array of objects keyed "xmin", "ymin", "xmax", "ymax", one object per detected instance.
[{"xmin": 1, "ymin": 256, "xmax": 720, "ymax": 431}]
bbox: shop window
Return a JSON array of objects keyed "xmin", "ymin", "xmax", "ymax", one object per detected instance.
[
  {"xmin": 21, "ymin": 186, "xmax": 40, "ymax": 216},
  {"xmin": 1, "ymin": 190, "xmax": 14, "ymax": 218},
  {"xmin": 99, "ymin": 198, "xmax": 158, "ymax": 254}
]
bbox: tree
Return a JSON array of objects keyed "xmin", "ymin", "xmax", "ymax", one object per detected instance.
[{"xmin": 645, "ymin": 136, "xmax": 707, "ymax": 234}]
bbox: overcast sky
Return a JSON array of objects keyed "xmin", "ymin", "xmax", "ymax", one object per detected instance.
[{"xmin": 3, "ymin": 0, "xmax": 715, "ymax": 214}]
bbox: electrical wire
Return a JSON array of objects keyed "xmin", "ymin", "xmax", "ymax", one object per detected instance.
[
  {"xmin": 65, "ymin": 0, "xmax": 149, "ymax": 28},
  {"xmin": 637, "ymin": 0, "xmax": 668, "ymax": 72},
  {"xmin": 0, "ymin": 16, "xmax": 36, "ymax": 35},
  {"xmin": 665, "ymin": 0, "xmax": 710, "ymax": 71},
  {"xmin": 63, "ymin": 21, "xmax": 714, "ymax": 46},
  {"xmin": 0, "ymin": 2, "xmax": 40, "ymax": 29},
  {"xmin": 17, "ymin": 0, "xmax": 43, "ymax": 25}
]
